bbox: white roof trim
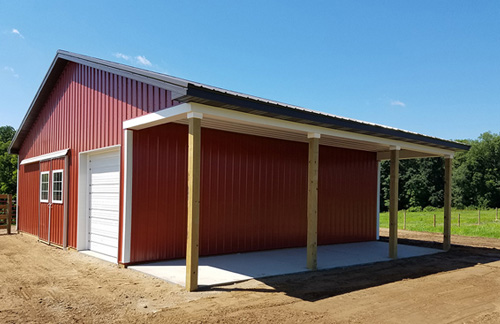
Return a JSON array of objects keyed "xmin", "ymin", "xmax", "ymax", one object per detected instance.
[
  {"xmin": 123, "ymin": 103, "xmax": 191, "ymax": 130},
  {"xmin": 20, "ymin": 149, "xmax": 69, "ymax": 165}
]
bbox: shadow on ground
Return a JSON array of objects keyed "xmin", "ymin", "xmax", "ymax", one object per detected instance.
[{"xmin": 207, "ymin": 237, "xmax": 500, "ymax": 302}]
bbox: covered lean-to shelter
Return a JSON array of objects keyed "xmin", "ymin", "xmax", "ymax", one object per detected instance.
[{"xmin": 9, "ymin": 50, "xmax": 469, "ymax": 291}]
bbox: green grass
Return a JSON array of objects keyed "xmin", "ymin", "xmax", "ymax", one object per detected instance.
[{"xmin": 379, "ymin": 209, "xmax": 500, "ymax": 239}]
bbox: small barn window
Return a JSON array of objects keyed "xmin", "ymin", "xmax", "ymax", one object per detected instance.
[
  {"xmin": 40, "ymin": 171, "xmax": 49, "ymax": 202},
  {"xmin": 52, "ymin": 170, "xmax": 63, "ymax": 204}
]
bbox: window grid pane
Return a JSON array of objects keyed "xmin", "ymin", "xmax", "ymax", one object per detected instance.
[
  {"xmin": 52, "ymin": 171, "xmax": 63, "ymax": 203},
  {"xmin": 41, "ymin": 172, "xmax": 49, "ymax": 202}
]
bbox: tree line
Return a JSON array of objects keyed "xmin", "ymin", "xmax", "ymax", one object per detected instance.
[
  {"xmin": 0, "ymin": 126, "xmax": 17, "ymax": 196},
  {"xmin": 380, "ymin": 132, "xmax": 500, "ymax": 211}
]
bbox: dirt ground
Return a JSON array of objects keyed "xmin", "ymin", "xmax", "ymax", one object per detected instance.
[{"xmin": 1, "ymin": 228, "xmax": 500, "ymax": 324}]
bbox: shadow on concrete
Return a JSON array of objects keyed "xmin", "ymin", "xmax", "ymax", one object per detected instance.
[{"xmin": 206, "ymin": 237, "xmax": 500, "ymax": 302}]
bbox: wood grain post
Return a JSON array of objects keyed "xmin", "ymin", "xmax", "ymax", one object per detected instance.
[
  {"xmin": 186, "ymin": 113, "xmax": 202, "ymax": 292},
  {"xmin": 389, "ymin": 147, "xmax": 400, "ymax": 259},
  {"xmin": 433, "ymin": 214, "xmax": 436, "ymax": 227},
  {"xmin": 458, "ymin": 213, "xmax": 460, "ymax": 227},
  {"xmin": 7, "ymin": 194, "xmax": 12, "ymax": 235},
  {"xmin": 307, "ymin": 133, "xmax": 320, "ymax": 270},
  {"xmin": 443, "ymin": 156, "xmax": 452, "ymax": 251}
]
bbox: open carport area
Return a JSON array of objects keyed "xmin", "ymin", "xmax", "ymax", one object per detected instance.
[
  {"xmin": 129, "ymin": 241, "xmax": 441, "ymax": 287},
  {"xmin": 1, "ymin": 229, "xmax": 500, "ymax": 323}
]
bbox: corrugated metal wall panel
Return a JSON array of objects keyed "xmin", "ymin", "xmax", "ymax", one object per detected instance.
[
  {"xmin": 49, "ymin": 157, "xmax": 65, "ymax": 246},
  {"xmin": 17, "ymin": 62, "xmax": 176, "ymax": 253},
  {"xmin": 130, "ymin": 123, "xmax": 188, "ymax": 262},
  {"xmin": 18, "ymin": 163, "xmax": 39, "ymax": 235},
  {"xmin": 39, "ymin": 161, "xmax": 50, "ymax": 242},
  {"xmin": 199, "ymin": 128, "xmax": 308, "ymax": 256},
  {"xmin": 318, "ymin": 146, "xmax": 378, "ymax": 244},
  {"xmin": 130, "ymin": 124, "xmax": 378, "ymax": 263}
]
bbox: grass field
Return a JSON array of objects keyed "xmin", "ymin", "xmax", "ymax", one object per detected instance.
[{"xmin": 379, "ymin": 209, "xmax": 500, "ymax": 239}]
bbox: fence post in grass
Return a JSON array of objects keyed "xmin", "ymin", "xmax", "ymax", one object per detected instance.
[
  {"xmin": 433, "ymin": 214, "xmax": 436, "ymax": 227},
  {"xmin": 496, "ymin": 208, "xmax": 498, "ymax": 221},
  {"xmin": 404, "ymin": 210, "xmax": 406, "ymax": 230},
  {"xmin": 478, "ymin": 210, "xmax": 480, "ymax": 225},
  {"xmin": 458, "ymin": 213, "xmax": 460, "ymax": 227}
]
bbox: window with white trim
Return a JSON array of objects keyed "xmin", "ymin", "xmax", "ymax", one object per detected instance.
[
  {"xmin": 52, "ymin": 170, "xmax": 63, "ymax": 204},
  {"xmin": 40, "ymin": 171, "xmax": 49, "ymax": 202}
]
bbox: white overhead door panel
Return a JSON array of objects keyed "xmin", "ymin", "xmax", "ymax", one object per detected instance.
[{"xmin": 88, "ymin": 150, "xmax": 120, "ymax": 260}]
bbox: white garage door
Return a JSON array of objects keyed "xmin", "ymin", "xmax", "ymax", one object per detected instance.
[{"xmin": 88, "ymin": 149, "xmax": 120, "ymax": 260}]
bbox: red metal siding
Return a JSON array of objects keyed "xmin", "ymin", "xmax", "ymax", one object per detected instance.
[
  {"xmin": 130, "ymin": 125, "xmax": 378, "ymax": 263},
  {"xmin": 130, "ymin": 123, "xmax": 188, "ymax": 262},
  {"xmin": 18, "ymin": 163, "xmax": 39, "ymax": 235},
  {"xmin": 318, "ymin": 146, "xmax": 378, "ymax": 244},
  {"xmin": 17, "ymin": 62, "xmax": 177, "ymax": 254},
  {"xmin": 39, "ymin": 161, "xmax": 50, "ymax": 242},
  {"xmin": 199, "ymin": 129, "xmax": 308, "ymax": 257},
  {"xmin": 50, "ymin": 158, "xmax": 65, "ymax": 246}
]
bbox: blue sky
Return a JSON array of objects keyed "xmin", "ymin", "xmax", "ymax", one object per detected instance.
[{"xmin": 1, "ymin": 1, "xmax": 499, "ymax": 141}]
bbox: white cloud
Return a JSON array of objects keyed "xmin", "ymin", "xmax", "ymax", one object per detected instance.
[
  {"xmin": 113, "ymin": 52, "xmax": 131, "ymax": 61},
  {"xmin": 390, "ymin": 100, "xmax": 406, "ymax": 107},
  {"xmin": 135, "ymin": 55, "xmax": 152, "ymax": 66},
  {"xmin": 113, "ymin": 52, "xmax": 153, "ymax": 67},
  {"xmin": 4, "ymin": 66, "xmax": 19, "ymax": 78},
  {"xmin": 11, "ymin": 28, "xmax": 24, "ymax": 38}
]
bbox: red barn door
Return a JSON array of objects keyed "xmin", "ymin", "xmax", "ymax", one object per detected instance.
[{"xmin": 38, "ymin": 158, "xmax": 65, "ymax": 246}]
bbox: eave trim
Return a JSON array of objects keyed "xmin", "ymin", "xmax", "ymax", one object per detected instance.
[{"xmin": 20, "ymin": 149, "xmax": 69, "ymax": 165}]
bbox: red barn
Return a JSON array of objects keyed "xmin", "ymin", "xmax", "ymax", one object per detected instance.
[{"xmin": 9, "ymin": 50, "xmax": 468, "ymax": 290}]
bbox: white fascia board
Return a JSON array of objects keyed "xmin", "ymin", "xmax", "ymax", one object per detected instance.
[
  {"xmin": 188, "ymin": 103, "xmax": 455, "ymax": 157},
  {"xmin": 20, "ymin": 148, "xmax": 69, "ymax": 165},
  {"xmin": 123, "ymin": 103, "xmax": 192, "ymax": 130}
]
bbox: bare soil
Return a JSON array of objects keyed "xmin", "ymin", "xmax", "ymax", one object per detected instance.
[{"xmin": 1, "ymin": 227, "xmax": 500, "ymax": 323}]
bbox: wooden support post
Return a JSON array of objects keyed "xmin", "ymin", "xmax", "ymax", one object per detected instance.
[
  {"xmin": 389, "ymin": 147, "xmax": 400, "ymax": 259},
  {"xmin": 307, "ymin": 133, "xmax": 320, "ymax": 270},
  {"xmin": 403, "ymin": 210, "xmax": 406, "ymax": 230},
  {"xmin": 433, "ymin": 214, "xmax": 436, "ymax": 227},
  {"xmin": 458, "ymin": 213, "xmax": 460, "ymax": 227},
  {"xmin": 478, "ymin": 210, "xmax": 480, "ymax": 225},
  {"xmin": 443, "ymin": 156, "xmax": 452, "ymax": 251},
  {"xmin": 7, "ymin": 194, "xmax": 12, "ymax": 235},
  {"xmin": 186, "ymin": 113, "xmax": 202, "ymax": 292}
]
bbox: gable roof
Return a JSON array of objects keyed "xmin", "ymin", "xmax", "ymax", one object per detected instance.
[{"xmin": 9, "ymin": 50, "xmax": 470, "ymax": 154}]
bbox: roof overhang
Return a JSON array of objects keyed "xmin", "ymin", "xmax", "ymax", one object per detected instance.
[
  {"xmin": 124, "ymin": 103, "xmax": 457, "ymax": 160},
  {"xmin": 176, "ymin": 85, "xmax": 470, "ymax": 153},
  {"xmin": 20, "ymin": 148, "xmax": 69, "ymax": 165}
]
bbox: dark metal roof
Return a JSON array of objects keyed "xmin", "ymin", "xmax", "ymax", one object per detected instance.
[{"xmin": 9, "ymin": 50, "xmax": 470, "ymax": 154}]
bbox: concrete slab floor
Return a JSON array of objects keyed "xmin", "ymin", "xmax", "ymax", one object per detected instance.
[{"xmin": 128, "ymin": 241, "xmax": 442, "ymax": 288}]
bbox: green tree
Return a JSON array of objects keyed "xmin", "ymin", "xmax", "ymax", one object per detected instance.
[
  {"xmin": 380, "ymin": 132, "xmax": 500, "ymax": 211},
  {"xmin": 0, "ymin": 126, "xmax": 17, "ymax": 195},
  {"xmin": 380, "ymin": 157, "xmax": 444, "ymax": 211},
  {"xmin": 452, "ymin": 132, "xmax": 500, "ymax": 209}
]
